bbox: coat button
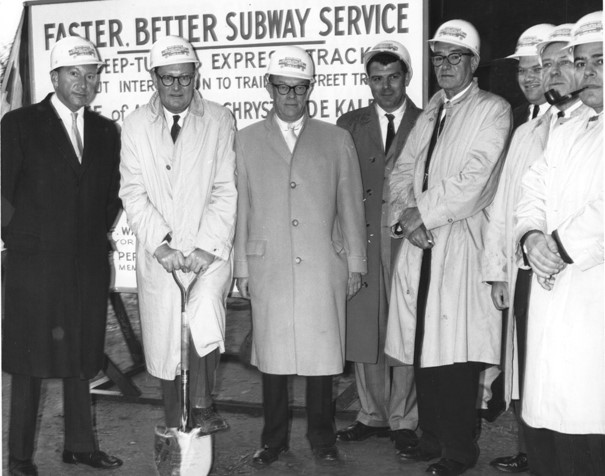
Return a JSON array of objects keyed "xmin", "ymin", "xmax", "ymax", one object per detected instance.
[
  {"xmin": 295, "ymin": 257, "xmax": 302, "ymax": 264},
  {"xmin": 292, "ymin": 219, "xmax": 299, "ymax": 226},
  {"xmin": 366, "ymin": 189, "xmax": 373, "ymax": 196},
  {"xmin": 166, "ymin": 165, "xmax": 171, "ymax": 170},
  {"xmin": 370, "ymin": 157, "xmax": 376, "ymax": 163},
  {"xmin": 363, "ymin": 282, "xmax": 368, "ymax": 288},
  {"xmin": 290, "ymin": 181, "xmax": 297, "ymax": 188},
  {"xmin": 448, "ymin": 218, "xmax": 453, "ymax": 223}
]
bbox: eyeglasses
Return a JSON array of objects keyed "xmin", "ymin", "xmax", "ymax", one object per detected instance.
[
  {"xmin": 156, "ymin": 73, "xmax": 194, "ymax": 87},
  {"xmin": 431, "ymin": 52, "xmax": 474, "ymax": 67},
  {"xmin": 270, "ymin": 83, "xmax": 310, "ymax": 96}
]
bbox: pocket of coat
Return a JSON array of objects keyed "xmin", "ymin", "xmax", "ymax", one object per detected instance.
[
  {"xmin": 246, "ymin": 240, "xmax": 266, "ymax": 257},
  {"xmin": 331, "ymin": 240, "xmax": 345, "ymax": 255}
]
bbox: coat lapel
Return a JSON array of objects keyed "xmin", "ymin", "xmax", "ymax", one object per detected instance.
[
  {"xmin": 385, "ymin": 99, "xmax": 421, "ymax": 166},
  {"xmin": 42, "ymin": 97, "xmax": 82, "ymax": 175}
]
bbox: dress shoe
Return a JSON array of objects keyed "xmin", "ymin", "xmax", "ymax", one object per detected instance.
[
  {"xmin": 62, "ymin": 450, "xmax": 123, "ymax": 469},
  {"xmin": 399, "ymin": 445, "xmax": 440, "ymax": 462},
  {"xmin": 489, "ymin": 452, "xmax": 529, "ymax": 473},
  {"xmin": 191, "ymin": 406, "xmax": 229, "ymax": 434},
  {"xmin": 252, "ymin": 445, "xmax": 288, "ymax": 465},
  {"xmin": 390, "ymin": 428, "xmax": 419, "ymax": 452},
  {"xmin": 313, "ymin": 445, "xmax": 339, "ymax": 462},
  {"xmin": 426, "ymin": 458, "xmax": 471, "ymax": 475},
  {"xmin": 336, "ymin": 421, "xmax": 389, "ymax": 441},
  {"xmin": 8, "ymin": 457, "xmax": 38, "ymax": 476}
]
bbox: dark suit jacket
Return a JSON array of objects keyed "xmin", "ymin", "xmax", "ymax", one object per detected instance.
[
  {"xmin": 337, "ymin": 98, "xmax": 422, "ymax": 363},
  {"xmin": 512, "ymin": 102, "xmax": 531, "ymax": 131},
  {"xmin": 1, "ymin": 94, "xmax": 121, "ymax": 378}
]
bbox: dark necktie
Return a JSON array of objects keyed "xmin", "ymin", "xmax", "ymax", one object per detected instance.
[
  {"xmin": 171, "ymin": 115, "xmax": 181, "ymax": 143},
  {"xmin": 531, "ymin": 105, "xmax": 539, "ymax": 120},
  {"xmin": 423, "ymin": 103, "xmax": 446, "ymax": 191},
  {"xmin": 385, "ymin": 113, "xmax": 396, "ymax": 153},
  {"xmin": 557, "ymin": 110, "xmax": 565, "ymax": 118}
]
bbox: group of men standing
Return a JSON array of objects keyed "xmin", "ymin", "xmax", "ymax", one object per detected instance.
[{"xmin": 1, "ymin": 9, "xmax": 603, "ymax": 476}]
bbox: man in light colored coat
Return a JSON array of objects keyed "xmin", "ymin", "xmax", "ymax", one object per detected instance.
[
  {"xmin": 120, "ymin": 36, "xmax": 237, "ymax": 435},
  {"xmin": 234, "ymin": 45, "xmax": 367, "ymax": 465},
  {"xmin": 334, "ymin": 40, "xmax": 421, "ymax": 453},
  {"xmin": 387, "ymin": 20, "xmax": 511, "ymax": 475},
  {"xmin": 514, "ymin": 11, "xmax": 604, "ymax": 475}
]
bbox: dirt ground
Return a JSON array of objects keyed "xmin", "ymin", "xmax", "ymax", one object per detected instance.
[{"xmin": 2, "ymin": 295, "xmax": 518, "ymax": 475}]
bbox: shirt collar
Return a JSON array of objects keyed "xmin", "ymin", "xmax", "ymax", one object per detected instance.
[
  {"xmin": 274, "ymin": 114, "xmax": 304, "ymax": 132},
  {"xmin": 50, "ymin": 93, "xmax": 83, "ymax": 122},
  {"xmin": 163, "ymin": 106, "xmax": 189, "ymax": 125},
  {"xmin": 444, "ymin": 81, "xmax": 473, "ymax": 104},
  {"xmin": 375, "ymin": 97, "xmax": 408, "ymax": 119}
]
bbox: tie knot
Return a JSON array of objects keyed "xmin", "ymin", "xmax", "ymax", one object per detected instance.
[
  {"xmin": 385, "ymin": 113, "xmax": 395, "ymax": 123},
  {"xmin": 172, "ymin": 115, "xmax": 180, "ymax": 126},
  {"xmin": 72, "ymin": 112, "xmax": 78, "ymax": 121},
  {"xmin": 557, "ymin": 110, "xmax": 565, "ymax": 118}
]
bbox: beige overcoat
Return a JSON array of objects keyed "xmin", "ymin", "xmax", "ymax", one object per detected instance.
[
  {"xmin": 386, "ymin": 81, "xmax": 511, "ymax": 368},
  {"xmin": 234, "ymin": 111, "xmax": 367, "ymax": 376}
]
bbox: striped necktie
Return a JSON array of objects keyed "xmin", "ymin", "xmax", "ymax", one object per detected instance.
[
  {"xmin": 171, "ymin": 115, "xmax": 181, "ymax": 143},
  {"xmin": 72, "ymin": 112, "xmax": 83, "ymax": 160}
]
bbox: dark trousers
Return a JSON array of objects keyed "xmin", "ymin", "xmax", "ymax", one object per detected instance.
[
  {"xmin": 525, "ymin": 426, "xmax": 605, "ymax": 476},
  {"xmin": 160, "ymin": 346, "xmax": 220, "ymax": 428},
  {"xmin": 9, "ymin": 373, "xmax": 96, "ymax": 460},
  {"xmin": 414, "ymin": 248, "xmax": 481, "ymax": 465},
  {"xmin": 261, "ymin": 372, "xmax": 335, "ymax": 449}
]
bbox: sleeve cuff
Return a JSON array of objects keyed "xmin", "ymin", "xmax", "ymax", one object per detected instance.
[{"xmin": 551, "ymin": 229, "xmax": 574, "ymax": 264}]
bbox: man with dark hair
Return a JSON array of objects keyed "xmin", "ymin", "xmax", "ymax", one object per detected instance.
[{"xmin": 335, "ymin": 40, "xmax": 421, "ymax": 454}]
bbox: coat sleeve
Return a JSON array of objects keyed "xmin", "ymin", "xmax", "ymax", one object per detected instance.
[
  {"xmin": 233, "ymin": 132, "xmax": 250, "ymax": 278},
  {"xmin": 119, "ymin": 119, "xmax": 172, "ymax": 255},
  {"xmin": 0, "ymin": 113, "xmax": 23, "ymax": 226},
  {"xmin": 418, "ymin": 101, "xmax": 511, "ymax": 230},
  {"xmin": 195, "ymin": 110, "xmax": 237, "ymax": 261},
  {"xmin": 337, "ymin": 130, "xmax": 367, "ymax": 274},
  {"xmin": 105, "ymin": 124, "xmax": 122, "ymax": 230},
  {"xmin": 389, "ymin": 123, "xmax": 420, "ymax": 227}
]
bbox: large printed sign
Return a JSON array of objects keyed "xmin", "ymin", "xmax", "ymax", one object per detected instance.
[{"xmin": 29, "ymin": 0, "xmax": 427, "ymax": 291}]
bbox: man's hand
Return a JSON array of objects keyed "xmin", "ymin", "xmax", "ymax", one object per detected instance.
[
  {"xmin": 184, "ymin": 248, "xmax": 215, "ymax": 274},
  {"xmin": 347, "ymin": 272, "xmax": 362, "ymax": 299},
  {"xmin": 407, "ymin": 225, "xmax": 434, "ymax": 250},
  {"xmin": 524, "ymin": 232, "xmax": 566, "ymax": 280},
  {"xmin": 236, "ymin": 277, "xmax": 250, "ymax": 299},
  {"xmin": 154, "ymin": 243, "xmax": 186, "ymax": 273},
  {"xmin": 397, "ymin": 207, "xmax": 423, "ymax": 238},
  {"xmin": 490, "ymin": 281, "xmax": 509, "ymax": 310}
]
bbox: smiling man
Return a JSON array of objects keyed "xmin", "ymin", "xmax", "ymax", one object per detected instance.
[
  {"xmin": 234, "ymin": 45, "xmax": 366, "ymax": 465},
  {"xmin": 386, "ymin": 20, "xmax": 511, "ymax": 476},
  {"xmin": 120, "ymin": 36, "xmax": 237, "ymax": 438}
]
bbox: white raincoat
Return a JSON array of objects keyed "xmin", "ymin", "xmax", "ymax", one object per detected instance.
[
  {"xmin": 120, "ymin": 91, "xmax": 237, "ymax": 379},
  {"xmin": 515, "ymin": 109, "xmax": 604, "ymax": 434}
]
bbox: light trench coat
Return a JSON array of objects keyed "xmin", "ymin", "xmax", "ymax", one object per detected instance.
[
  {"xmin": 234, "ymin": 111, "xmax": 367, "ymax": 376},
  {"xmin": 120, "ymin": 91, "xmax": 237, "ymax": 379},
  {"xmin": 386, "ymin": 81, "xmax": 511, "ymax": 368},
  {"xmin": 515, "ymin": 109, "xmax": 604, "ymax": 434}
]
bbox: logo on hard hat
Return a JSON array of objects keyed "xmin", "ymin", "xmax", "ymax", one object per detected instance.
[
  {"xmin": 278, "ymin": 57, "xmax": 307, "ymax": 71},
  {"xmin": 161, "ymin": 45, "xmax": 190, "ymax": 58},
  {"xmin": 68, "ymin": 46, "xmax": 96, "ymax": 58},
  {"xmin": 575, "ymin": 21, "xmax": 603, "ymax": 38},
  {"xmin": 374, "ymin": 42, "xmax": 398, "ymax": 52},
  {"xmin": 518, "ymin": 36, "xmax": 541, "ymax": 47},
  {"xmin": 551, "ymin": 28, "xmax": 572, "ymax": 39},
  {"xmin": 439, "ymin": 27, "xmax": 467, "ymax": 41}
]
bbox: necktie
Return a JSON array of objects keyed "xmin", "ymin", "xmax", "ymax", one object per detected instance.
[
  {"xmin": 423, "ymin": 103, "xmax": 445, "ymax": 191},
  {"xmin": 71, "ymin": 112, "xmax": 83, "ymax": 160},
  {"xmin": 285, "ymin": 122, "xmax": 298, "ymax": 152},
  {"xmin": 531, "ymin": 105, "xmax": 539, "ymax": 120},
  {"xmin": 557, "ymin": 110, "xmax": 565, "ymax": 118},
  {"xmin": 171, "ymin": 115, "xmax": 181, "ymax": 143},
  {"xmin": 385, "ymin": 113, "xmax": 396, "ymax": 153}
]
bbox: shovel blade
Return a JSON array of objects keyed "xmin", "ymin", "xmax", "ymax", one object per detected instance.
[{"xmin": 154, "ymin": 425, "xmax": 212, "ymax": 476}]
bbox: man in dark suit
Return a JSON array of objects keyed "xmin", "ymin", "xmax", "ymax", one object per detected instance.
[
  {"xmin": 1, "ymin": 36, "xmax": 122, "ymax": 475},
  {"xmin": 335, "ymin": 40, "xmax": 422, "ymax": 454}
]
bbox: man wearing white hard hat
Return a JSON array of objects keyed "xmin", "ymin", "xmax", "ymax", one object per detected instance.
[
  {"xmin": 234, "ymin": 45, "xmax": 366, "ymax": 465},
  {"xmin": 515, "ymin": 10, "xmax": 604, "ymax": 475},
  {"xmin": 2, "ymin": 35, "xmax": 123, "ymax": 474},
  {"xmin": 120, "ymin": 36, "xmax": 236, "ymax": 436},
  {"xmin": 484, "ymin": 21, "xmax": 591, "ymax": 474},
  {"xmin": 334, "ymin": 40, "xmax": 421, "ymax": 453},
  {"xmin": 386, "ymin": 19, "xmax": 511, "ymax": 475}
]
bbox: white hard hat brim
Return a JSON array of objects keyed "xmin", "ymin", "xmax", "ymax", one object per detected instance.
[{"xmin": 429, "ymin": 38, "xmax": 480, "ymax": 57}]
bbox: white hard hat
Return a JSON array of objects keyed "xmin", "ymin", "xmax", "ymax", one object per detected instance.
[
  {"xmin": 429, "ymin": 19, "xmax": 480, "ymax": 57},
  {"xmin": 149, "ymin": 36, "xmax": 200, "ymax": 69},
  {"xmin": 267, "ymin": 46, "xmax": 314, "ymax": 81},
  {"xmin": 568, "ymin": 11, "xmax": 603, "ymax": 48},
  {"xmin": 49, "ymin": 36, "xmax": 103, "ymax": 72},
  {"xmin": 536, "ymin": 24, "xmax": 574, "ymax": 56},
  {"xmin": 507, "ymin": 24, "xmax": 556, "ymax": 59},
  {"xmin": 363, "ymin": 40, "xmax": 413, "ymax": 80}
]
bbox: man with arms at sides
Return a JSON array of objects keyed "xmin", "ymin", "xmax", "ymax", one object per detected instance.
[
  {"xmin": 386, "ymin": 20, "xmax": 511, "ymax": 476},
  {"xmin": 120, "ymin": 36, "xmax": 236, "ymax": 438},
  {"xmin": 334, "ymin": 40, "xmax": 422, "ymax": 455},
  {"xmin": 484, "ymin": 22, "xmax": 588, "ymax": 474},
  {"xmin": 514, "ymin": 11, "xmax": 604, "ymax": 476},
  {"xmin": 1, "ymin": 36, "xmax": 122, "ymax": 475},
  {"xmin": 234, "ymin": 46, "xmax": 366, "ymax": 465}
]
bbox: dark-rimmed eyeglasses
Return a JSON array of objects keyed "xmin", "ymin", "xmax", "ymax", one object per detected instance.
[
  {"xmin": 431, "ymin": 52, "xmax": 473, "ymax": 67},
  {"xmin": 156, "ymin": 73, "xmax": 194, "ymax": 87},
  {"xmin": 271, "ymin": 83, "xmax": 310, "ymax": 96}
]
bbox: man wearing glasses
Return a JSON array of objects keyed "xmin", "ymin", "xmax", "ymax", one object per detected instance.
[
  {"xmin": 120, "ymin": 36, "xmax": 237, "ymax": 437},
  {"xmin": 234, "ymin": 45, "xmax": 366, "ymax": 465},
  {"xmin": 387, "ymin": 20, "xmax": 511, "ymax": 475}
]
